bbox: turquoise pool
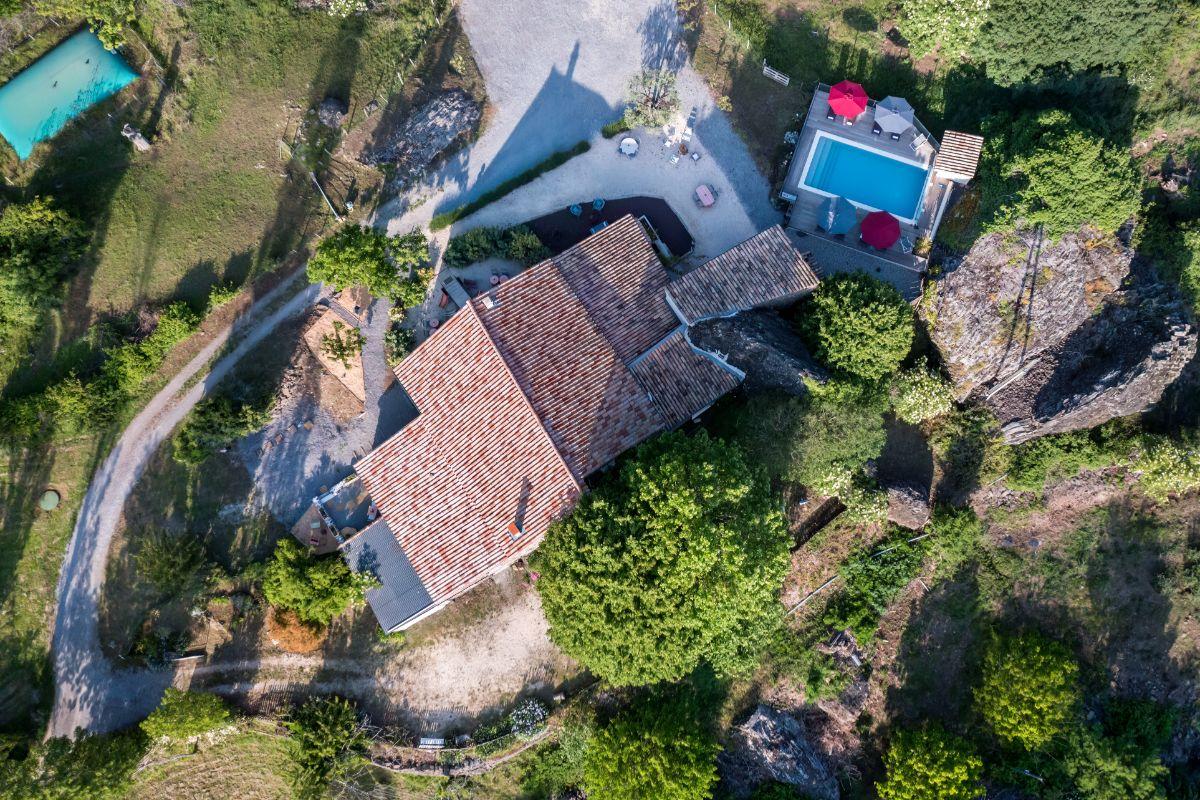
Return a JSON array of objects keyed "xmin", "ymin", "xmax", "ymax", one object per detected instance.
[
  {"xmin": 801, "ymin": 133, "xmax": 930, "ymax": 222},
  {"xmin": 0, "ymin": 30, "xmax": 138, "ymax": 160}
]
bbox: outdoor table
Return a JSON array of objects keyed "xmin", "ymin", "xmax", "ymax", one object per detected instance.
[{"xmin": 695, "ymin": 184, "xmax": 715, "ymax": 207}]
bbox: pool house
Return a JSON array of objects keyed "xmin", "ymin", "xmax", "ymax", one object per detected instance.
[{"xmin": 780, "ymin": 81, "xmax": 982, "ymax": 298}]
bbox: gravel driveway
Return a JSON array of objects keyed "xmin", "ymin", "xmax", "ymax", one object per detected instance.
[{"xmin": 377, "ymin": 0, "xmax": 781, "ymax": 255}]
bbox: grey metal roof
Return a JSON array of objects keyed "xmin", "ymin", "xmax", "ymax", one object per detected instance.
[{"xmin": 341, "ymin": 519, "xmax": 433, "ymax": 631}]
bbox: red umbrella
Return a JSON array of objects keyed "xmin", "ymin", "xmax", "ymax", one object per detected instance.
[
  {"xmin": 861, "ymin": 211, "xmax": 900, "ymax": 249},
  {"xmin": 829, "ymin": 80, "xmax": 869, "ymax": 117}
]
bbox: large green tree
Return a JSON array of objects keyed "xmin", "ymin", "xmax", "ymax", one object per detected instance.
[
  {"xmin": 975, "ymin": 632, "xmax": 1080, "ymax": 750},
  {"xmin": 0, "ymin": 197, "xmax": 87, "ymax": 342},
  {"xmin": 582, "ymin": 684, "xmax": 720, "ymax": 800},
  {"xmin": 32, "ymin": 0, "xmax": 135, "ymax": 49},
  {"xmin": 972, "ymin": 0, "xmax": 1171, "ymax": 86},
  {"xmin": 980, "ymin": 109, "xmax": 1139, "ymax": 238},
  {"xmin": 802, "ymin": 274, "xmax": 914, "ymax": 383},
  {"xmin": 0, "ymin": 730, "xmax": 146, "ymax": 800},
  {"xmin": 307, "ymin": 225, "xmax": 428, "ymax": 302},
  {"xmin": 533, "ymin": 430, "xmax": 791, "ymax": 686},
  {"xmin": 877, "ymin": 725, "xmax": 984, "ymax": 800},
  {"xmin": 285, "ymin": 696, "xmax": 366, "ymax": 800},
  {"xmin": 262, "ymin": 539, "xmax": 370, "ymax": 627}
]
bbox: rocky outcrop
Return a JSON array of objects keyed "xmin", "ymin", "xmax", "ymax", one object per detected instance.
[
  {"xmin": 885, "ymin": 480, "xmax": 931, "ymax": 530},
  {"xmin": 360, "ymin": 89, "xmax": 482, "ymax": 189},
  {"xmin": 924, "ymin": 229, "xmax": 1197, "ymax": 443},
  {"xmin": 719, "ymin": 705, "xmax": 840, "ymax": 800},
  {"xmin": 690, "ymin": 311, "xmax": 826, "ymax": 396}
]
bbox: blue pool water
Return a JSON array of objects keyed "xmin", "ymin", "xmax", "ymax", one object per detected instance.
[
  {"xmin": 802, "ymin": 134, "xmax": 930, "ymax": 221},
  {"xmin": 0, "ymin": 31, "xmax": 138, "ymax": 160}
]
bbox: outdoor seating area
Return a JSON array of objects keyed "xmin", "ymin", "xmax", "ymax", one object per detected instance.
[{"xmin": 779, "ymin": 80, "xmax": 974, "ymax": 278}]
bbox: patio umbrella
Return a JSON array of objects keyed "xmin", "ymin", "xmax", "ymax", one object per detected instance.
[
  {"xmin": 819, "ymin": 195, "xmax": 856, "ymax": 234},
  {"xmin": 828, "ymin": 80, "xmax": 869, "ymax": 117},
  {"xmin": 619, "ymin": 137, "xmax": 639, "ymax": 155},
  {"xmin": 874, "ymin": 96, "xmax": 915, "ymax": 135},
  {"xmin": 861, "ymin": 211, "xmax": 901, "ymax": 248}
]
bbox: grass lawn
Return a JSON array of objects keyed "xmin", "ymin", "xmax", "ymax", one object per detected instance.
[{"xmin": 126, "ymin": 730, "xmax": 294, "ymax": 800}]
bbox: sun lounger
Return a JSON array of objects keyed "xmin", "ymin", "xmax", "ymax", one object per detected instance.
[{"xmin": 909, "ymin": 133, "xmax": 927, "ymax": 153}]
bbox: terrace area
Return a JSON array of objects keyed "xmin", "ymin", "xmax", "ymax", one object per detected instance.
[{"xmin": 780, "ymin": 83, "xmax": 964, "ymax": 295}]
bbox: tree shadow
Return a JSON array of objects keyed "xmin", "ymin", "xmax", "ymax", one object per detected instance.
[{"xmin": 639, "ymin": 0, "xmax": 687, "ymax": 71}]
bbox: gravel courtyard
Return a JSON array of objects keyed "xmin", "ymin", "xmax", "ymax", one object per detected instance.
[{"xmin": 377, "ymin": 0, "xmax": 782, "ymax": 257}]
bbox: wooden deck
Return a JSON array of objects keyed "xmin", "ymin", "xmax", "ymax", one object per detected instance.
[{"xmin": 781, "ymin": 86, "xmax": 955, "ymax": 275}]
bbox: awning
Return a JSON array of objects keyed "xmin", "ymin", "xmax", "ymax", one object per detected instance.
[
  {"xmin": 818, "ymin": 195, "xmax": 856, "ymax": 234},
  {"xmin": 829, "ymin": 80, "xmax": 869, "ymax": 117},
  {"xmin": 874, "ymin": 96, "xmax": 915, "ymax": 135},
  {"xmin": 861, "ymin": 211, "xmax": 901, "ymax": 249}
]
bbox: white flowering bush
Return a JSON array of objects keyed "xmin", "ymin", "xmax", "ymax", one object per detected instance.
[
  {"xmin": 890, "ymin": 361, "xmax": 956, "ymax": 424},
  {"xmin": 1135, "ymin": 434, "xmax": 1200, "ymax": 501},
  {"xmin": 815, "ymin": 468, "xmax": 888, "ymax": 526},
  {"xmin": 899, "ymin": 0, "xmax": 990, "ymax": 60},
  {"xmin": 508, "ymin": 698, "xmax": 550, "ymax": 739},
  {"xmin": 327, "ymin": 0, "xmax": 366, "ymax": 18}
]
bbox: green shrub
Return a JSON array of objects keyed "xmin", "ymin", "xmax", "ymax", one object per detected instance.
[
  {"xmin": 284, "ymin": 696, "xmax": 366, "ymax": 800},
  {"xmin": 1135, "ymin": 431, "xmax": 1200, "ymax": 501},
  {"xmin": 926, "ymin": 507, "xmax": 984, "ymax": 577},
  {"xmin": 431, "ymin": 142, "xmax": 591, "ymax": 230},
  {"xmin": 890, "ymin": 360, "xmax": 955, "ymax": 424},
  {"xmin": 3, "ymin": 729, "xmax": 147, "ymax": 799},
  {"xmin": 583, "ymin": 684, "xmax": 720, "ymax": 800},
  {"xmin": 601, "ymin": 118, "xmax": 631, "ymax": 138},
  {"xmin": 623, "ymin": 69, "xmax": 679, "ymax": 129},
  {"xmin": 205, "ymin": 282, "xmax": 241, "ymax": 313},
  {"xmin": 319, "ymin": 320, "xmax": 365, "ymax": 370},
  {"xmin": 975, "ymin": 632, "xmax": 1080, "ymax": 750},
  {"xmin": 1007, "ymin": 425, "xmax": 1135, "ymax": 492},
  {"xmin": 877, "ymin": 725, "xmax": 984, "ymax": 800},
  {"xmin": 442, "ymin": 224, "xmax": 548, "ymax": 269},
  {"xmin": 307, "ymin": 225, "xmax": 429, "ymax": 302},
  {"xmin": 1136, "ymin": 214, "xmax": 1200, "ymax": 314},
  {"xmin": 0, "ymin": 196, "xmax": 87, "ymax": 340},
  {"xmin": 96, "ymin": 302, "xmax": 201, "ymax": 408},
  {"xmin": 533, "ymin": 430, "xmax": 791, "ymax": 686},
  {"xmin": 766, "ymin": 625, "xmax": 851, "ymax": 701},
  {"xmin": 505, "ymin": 225, "xmax": 550, "ymax": 265},
  {"xmin": 173, "ymin": 390, "xmax": 273, "ymax": 466},
  {"xmin": 929, "ymin": 406, "xmax": 1012, "ymax": 500},
  {"xmin": 134, "ymin": 528, "xmax": 210, "ymax": 594},
  {"xmin": 980, "ymin": 109, "xmax": 1140, "ymax": 238},
  {"xmin": 262, "ymin": 539, "xmax": 372, "ymax": 627},
  {"xmin": 520, "ymin": 712, "xmax": 594, "ymax": 798},
  {"xmin": 824, "ymin": 530, "xmax": 925, "ymax": 642},
  {"xmin": 141, "ymin": 689, "xmax": 233, "ymax": 742},
  {"xmin": 803, "ymin": 274, "xmax": 915, "ymax": 383},
  {"xmin": 384, "ymin": 326, "xmax": 415, "ymax": 365},
  {"xmin": 1059, "ymin": 724, "xmax": 1169, "ymax": 800}
]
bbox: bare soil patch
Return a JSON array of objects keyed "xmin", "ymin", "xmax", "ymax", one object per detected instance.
[{"xmin": 266, "ymin": 607, "xmax": 328, "ymax": 653}]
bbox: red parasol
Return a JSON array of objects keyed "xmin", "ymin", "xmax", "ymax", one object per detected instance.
[
  {"xmin": 828, "ymin": 80, "xmax": 869, "ymax": 117},
  {"xmin": 860, "ymin": 211, "xmax": 901, "ymax": 249}
]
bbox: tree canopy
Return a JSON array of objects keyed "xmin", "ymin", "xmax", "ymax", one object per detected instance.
[
  {"xmin": 0, "ymin": 730, "xmax": 146, "ymax": 800},
  {"xmin": 877, "ymin": 725, "xmax": 984, "ymax": 800},
  {"xmin": 972, "ymin": 0, "xmax": 1171, "ymax": 86},
  {"xmin": 32, "ymin": 0, "xmax": 136, "ymax": 49},
  {"xmin": 980, "ymin": 109, "xmax": 1139, "ymax": 239},
  {"xmin": 624, "ymin": 69, "xmax": 680, "ymax": 128},
  {"xmin": 284, "ymin": 696, "xmax": 366, "ymax": 800},
  {"xmin": 0, "ymin": 197, "xmax": 87, "ymax": 342},
  {"xmin": 975, "ymin": 632, "xmax": 1080, "ymax": 750},
  {"xmin": 803, "ymin": 273, "xmax": 914, "ymax": 383},
  {"xmin": 141, "ymin": 689, "xmax": 233, "ymax": 742},
  {"xmin": 262, "ymin": 538, "xmax": 370, "ymax": 627},
  {"xmin": 533, "ymin": 430, "xmax": 791, "ymax": 686},
  {"xmin": 582, "ymin": 684, "xmax": 720, "ymax": 800},
  {"xmin": 306, "ymin": 225, "xmax": 429, "ymax": 302}
]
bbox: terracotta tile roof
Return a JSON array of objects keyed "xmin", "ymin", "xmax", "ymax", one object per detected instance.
[
  {"xmin": 476, "ymin": 257, "xmax": 666, "ymax": 478},
  {"xmin": 629, "ymin": 330, "xmax": 743, "ymax": 426},
  {"xmin": 353, "ymin": 305, "xmax": 580, "ymax": 603},
  {"xmin": 666, "ymin": 226, "xmax": 819, "ymax": 324},
  {"xmin": 934, "ymin": 130, "xmax": 984, "ymax": 181},
  {"xmin": 552, "ymin": 215, "xmax": 680, "ymax": 361}
]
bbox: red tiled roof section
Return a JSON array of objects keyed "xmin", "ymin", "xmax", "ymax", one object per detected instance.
[
  {"xmin": 553, "ymin": 215, "xmax": 680, "ymax": 361},
  {"xmin": 354, "ymin": 306, "xmax": 580, "ymax": 603},
  {"xmin": 630, "ymin": 330, "xmax": 742, "ymax": 427},
  {"xmin": 477, "ymin": 261, "xmax": 666, "ymax": 478},
  {"xmin": 667, "ymin": 226, "xmax": 819, "ymax": 324}
]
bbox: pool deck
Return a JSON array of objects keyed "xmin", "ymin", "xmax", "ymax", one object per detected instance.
[{"xmin": 781, "ymin": 85, "xmax": 958, "ymax": 286}]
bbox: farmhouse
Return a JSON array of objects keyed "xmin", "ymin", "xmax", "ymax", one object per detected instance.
[{"xmin": 340, "ymin": 215, "xmax": 819, "ymax": 632}]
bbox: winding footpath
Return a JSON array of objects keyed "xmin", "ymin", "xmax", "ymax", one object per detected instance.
[{"xmin": 48, "ymin": 276, "xmax": 325, "ymax": 738}]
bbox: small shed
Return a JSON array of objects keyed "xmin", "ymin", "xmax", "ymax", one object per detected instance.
[{"xmin": 933, "ymin": 130, "xmax": 984, "ymax": 183}]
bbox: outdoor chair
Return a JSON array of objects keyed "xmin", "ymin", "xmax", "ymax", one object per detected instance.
[
  {"xmin": 910, "ymin": 133, "xmax": 928, "ymax": 153},
  {"xmin": 844, "ymin": 115, "xmax": 856, "ymax": 126},
  {"xmin": 871, "ymin": 122, "xmax": 882, "ymax": 136},
  {"xmin": 889, "ymin": 132, "xmax": 902, "ymax": 141},
  {"xmin": 826, "ymin": 106, "xmax": 837, "ymax": 120}
]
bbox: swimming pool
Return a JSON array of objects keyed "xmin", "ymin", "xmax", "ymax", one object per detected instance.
[
  {"xmin": 800, "ymin": 131, "xmax": 931, "ymax": 223},
  {"xmin": 0, "ymin": 30, "xmax": 138, "ymax": 160}
]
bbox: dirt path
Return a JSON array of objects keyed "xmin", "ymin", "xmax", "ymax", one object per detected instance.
[{"xmin": 48, "ymin": 276, "xmax": 327, "ymax": 738}]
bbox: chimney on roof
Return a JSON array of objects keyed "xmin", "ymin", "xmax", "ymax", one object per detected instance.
[{"xmin": 506, "ymin": 521, "xmax": 524, "ymax": 540}]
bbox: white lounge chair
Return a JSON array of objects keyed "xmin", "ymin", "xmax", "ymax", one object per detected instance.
[{"xmin": 909, "ymin": 133, "xmax": 927, "ymax": 153}]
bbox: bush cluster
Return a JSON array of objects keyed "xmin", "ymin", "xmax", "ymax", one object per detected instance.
[
  {"xmin": 261, "ymin": 538, "xmax": 373, "ymax": 627},
  {"xmin": 173, "ymin": 387, "xmax": 273, "ymax": 466},
  {"xmin": 890, "ymin": 360, "xmax": 956, "ymax": 425},
  {"xmin": 823, "ymin": 530, "xmax": 925, "ymax": 642},
  {"xmin": 441, "ymin": 224, "xmax": 550, "ymax": 269},
  {"xmin": 802, "ymin": 273, "xmax": 915, "ymax": 383}
]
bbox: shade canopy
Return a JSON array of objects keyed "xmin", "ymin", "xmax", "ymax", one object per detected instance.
[
  {"xmin": 861, "ymin": 211, "xmax": 901, "ymax": 248},
  {"xmin": 874, "ymin": 95, "xmax": 915, "ymax": 135},
  {"xmin": 828, "ymin": 80, "xmax": 869, "ymax": 117},
  {"xmin": 818, "ymin": 195, "xmax": 856, "ymax": 234}
]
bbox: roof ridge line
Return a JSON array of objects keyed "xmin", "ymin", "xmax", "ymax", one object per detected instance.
[{"xmin": 462, "ymin": 301, "xmax": 584, "ymax": 489}]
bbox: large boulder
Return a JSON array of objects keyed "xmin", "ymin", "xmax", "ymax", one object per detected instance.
[
  {"xmin": 885, "ymin": 480, "xmax": 931, "ymax": 530},
  {"xmin": 718, "ymin": 705, "xmax": 840, "ymax": 800},
  {"xmin": 690, "ymin": 310, "xmax": 827, "ymax": 396},
  {"xmin": 924, "ymin": 229, "xmax": 1197, "ymax": 443},
  {"xmin": 360, "ymin": 89, "xmax": 482, "ymax": 189}
]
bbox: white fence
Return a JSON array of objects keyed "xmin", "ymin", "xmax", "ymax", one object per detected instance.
[{"xmin": 762, "ymin": 60, "xmax": 791, "ymax": 87}]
